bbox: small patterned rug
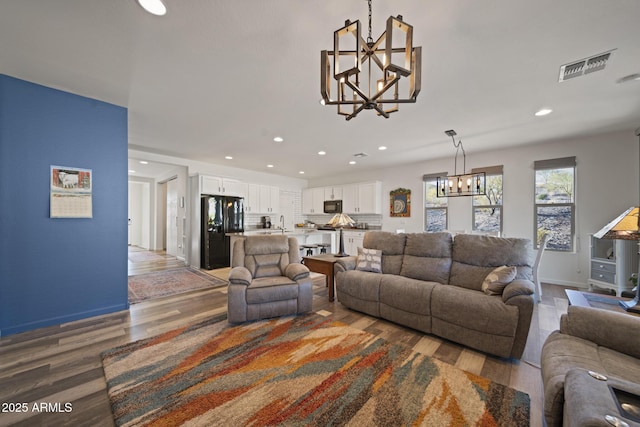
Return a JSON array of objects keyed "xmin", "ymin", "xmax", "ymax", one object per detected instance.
[
  {"xmin": 128, "ymin": 268, "xmax": 227, "ymax": 303},
  {"xmin": 127, "ymin": 250, "xmax": 168, "ymax": 263},
  {"xmin": 101, "ymin": 314, "xmax": 530, "ymax": 426}
]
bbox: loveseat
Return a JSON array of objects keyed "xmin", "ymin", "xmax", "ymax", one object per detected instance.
[
  {"xmin": 541, "ymin": 305, "xmax": 640, "ymax": 427},
  {"xmin": 334, "ymin": 231, "xmax": 535, "ymax": 359}
]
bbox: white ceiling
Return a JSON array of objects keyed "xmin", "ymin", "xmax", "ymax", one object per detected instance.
[{"xmin": 1, "ymin": 0, "xmax": 639, "ymax": 179}]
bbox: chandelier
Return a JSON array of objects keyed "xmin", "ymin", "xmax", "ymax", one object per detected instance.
[
  {"xmin": 320, "ymin": 0, "xmax": 422, "ymax": 120},
  {"xmin": 436, "ymin": 130, "xmax": 486, "ymax": 198}
]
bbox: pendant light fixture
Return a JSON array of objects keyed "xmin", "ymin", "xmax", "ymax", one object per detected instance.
[
  {"xmin": 436, "ymin": 130, "xmax": 486, "ymax": 198},
  {"xmin": 320, "ymin": 0, "xmax": 422, "ymax": 120}
]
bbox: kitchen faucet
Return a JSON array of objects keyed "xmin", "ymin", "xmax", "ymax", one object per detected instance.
[{"xmin": 279, "ymin": 215, "xmax": 285, "ymax": 233}]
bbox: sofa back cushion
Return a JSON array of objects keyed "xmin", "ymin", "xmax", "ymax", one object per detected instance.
[
  {"xmin": 449, "ymin": 234, "xmax": 533, "ymax": 291},
  {"xmin": 233, "ymin": 235, "xmax": 299, "ymax": 278},
  {"xmin": 400, "ymin": 232, "xmax": 452, "ymax": 284},
  {"xmin": 363, "ymin": 231, "xmax": 406, "ymax": 275}
]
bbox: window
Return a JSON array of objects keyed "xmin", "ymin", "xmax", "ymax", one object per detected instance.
[
  {"xmin": 534, "ymin": 157, "xmax": 576, "ymax": 251},
  {"xmin": 472, "ymin": 165, "xmax": 503, "ymax": 234},
  {"xmin": 424, "ymin": 173, "xmax": 447, "ymax": 232}
]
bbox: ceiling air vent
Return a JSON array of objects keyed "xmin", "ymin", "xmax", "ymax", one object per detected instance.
[{"xmin": 558, "ymin": 49, "xmax": 615, "ymax": 82}]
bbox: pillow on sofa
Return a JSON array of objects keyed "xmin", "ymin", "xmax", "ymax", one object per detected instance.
[
  {"xmin": 356, "ymin": 247, "xmax": 382, "ymax": 273},
  {"xmin": 482, "ymin": 266, "xmax": 517, "ymax": 295}
]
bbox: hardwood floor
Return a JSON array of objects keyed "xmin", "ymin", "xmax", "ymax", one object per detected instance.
[{"xmin": 1, "ymin": 249, "xmax": 572, "ymax": 426}]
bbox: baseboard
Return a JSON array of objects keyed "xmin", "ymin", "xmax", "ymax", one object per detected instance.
[
  {"xmin": 541, "ymin": 278, "xmax": 588, "ymax": 289},
  {"xmin": 0, "ymin": 303, "xmax": 129, "ymax": 337}
]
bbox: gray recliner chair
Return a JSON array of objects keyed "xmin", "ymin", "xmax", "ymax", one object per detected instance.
[{"xmin": 227, "ymin": 235, "xmax": 313, "ymax": 323}]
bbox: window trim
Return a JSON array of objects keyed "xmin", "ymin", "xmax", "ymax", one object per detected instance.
[
  {"xmin": 471, "ymin": 165, "xmax": 503, "ymax": 234},
  {"xmin": 423, "ymin": 172, "xmax": 448, "ymax": 233},
  {"xmin": 534, "ymin": 157, "xmax": 576, "ymax": 252}
]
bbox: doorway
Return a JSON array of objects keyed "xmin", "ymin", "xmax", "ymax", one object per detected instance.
[
  {"xmin": 165, "ymin": 177, "xmax": 178, "ymax": 256},
  {"xmin": 128, "ymin": 181, "xmax": 151, "ymax": 249}
]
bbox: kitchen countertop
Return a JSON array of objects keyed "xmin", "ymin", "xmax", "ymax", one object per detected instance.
[{"xmin": 227, "ymin": 229, "xmax": 336, "ymax": 237}]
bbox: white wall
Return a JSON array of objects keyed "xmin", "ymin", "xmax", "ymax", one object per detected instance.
[
  {"xmin": 308, "ymin": 129, "xmax": 639, "ymax": 287},
  {"xmin": 129, "ymin": 149, "xmax": 309, "ymax": 266}
]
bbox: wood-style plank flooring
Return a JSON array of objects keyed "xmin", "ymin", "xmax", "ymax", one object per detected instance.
[{"xmin": 0, "ymin": 247, "xmax": 573, "ymax": 426}]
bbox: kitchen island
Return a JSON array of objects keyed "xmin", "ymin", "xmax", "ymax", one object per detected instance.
[{"xmin": 228, "ymin": 229, "xmax": 337, "ymax": 266}]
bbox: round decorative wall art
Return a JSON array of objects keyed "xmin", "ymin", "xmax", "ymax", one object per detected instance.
[{"xmin": 390, "ymin": 188, "xmax": 411, "ymax": 217}]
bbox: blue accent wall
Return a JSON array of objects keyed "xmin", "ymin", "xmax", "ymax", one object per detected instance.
[{"xmin": 0, "ymin": 74, "xmax": 129, "ymax": 336}]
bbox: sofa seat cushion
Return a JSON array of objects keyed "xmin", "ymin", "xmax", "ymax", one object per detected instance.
[
  {"xmin": 431, "ymin": 285, "xmax": 518, "ymax": 337},
  {"xmin": 541, "ymin": 331, "xmax": 613, "ymax": 427},
  {"xmin": 246, "ymin": 276, "xmax": 298, "ymax": 304},
  {"xmin": 379, "ymin": 275, "xmax": 436, "ymax": 316}
]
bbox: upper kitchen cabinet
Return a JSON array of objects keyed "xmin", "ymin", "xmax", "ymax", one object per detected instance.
[
  {"xmin": 200, "ymin": 175, "xmax": 245, "ymax": 197},
  {"xmin": 244, "ymin": 183, "xmax": 260, "ymax": 214},
  {"xmin": 342, "ymin": 181, "xmax": 382, "ymax": 214},
  {"xmin": 259, "ymin": 185, "xmax": 280, "ymax": 214},
  {"xmin": 324, "ymin": 186, "xmax": 342, "ymax": 201},
  {"xmin": 302, "ymin": 187, "xmax": 325, "ymax": 214}
]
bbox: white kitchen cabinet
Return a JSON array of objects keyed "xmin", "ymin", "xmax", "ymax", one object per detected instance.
[
  {"xmin": 302, "ymin": 187, "xmax": 325, "ymax": 214},
  {"xmin": 342, "ymin": 181, "xmax": 382, "ymax": 214},
  {"xmin": 244, "ymin": 183, "xmax": 260, "ymax": 214},
  {"xmin": 341, "ymin": 230, "xmax": 365, "ymax": 256},
  {"xmin": 200, "ymin": 175, "xmax": 245, "ymax": 197},
  {"xmin": 324, "ymin": 186, "xmax": 342, "ymax": 201},
  {"xmin": 258, "ymin": 185, "xmax": 280, "ymax": 214}
]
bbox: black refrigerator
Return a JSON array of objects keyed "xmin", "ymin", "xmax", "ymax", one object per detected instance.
[{"xmin": 201, "ymin": 195, "xmax": 244, "ymax": 269}]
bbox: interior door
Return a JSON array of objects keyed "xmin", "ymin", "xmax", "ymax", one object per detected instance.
[{"xmin": 166, "ymin": 178, "xmax": 178, "ymax": 256}]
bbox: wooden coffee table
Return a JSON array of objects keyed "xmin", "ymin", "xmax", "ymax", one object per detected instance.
[
  {"xmin": 565, "ymin": 289, "xmax": 639, "ymax": 316},
  {"xmin": 302, "ymin": 254, "xmax": 343, "ymax": 302}
]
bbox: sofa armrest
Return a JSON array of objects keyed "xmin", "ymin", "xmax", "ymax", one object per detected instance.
[
  {"xmin": 334, "ymin": 256, "xmax": 357, "ymax": 274},
  {"xmin": 285, "ymin": 263, "xmax": 310, "ymax": 281},
  {"xmin": 560, "ymin": 305, "xmax": 640, "ymax": 359},
  {"xmin": 228, "ymin": 266, "xmax": 252, "ymax": 286},
  {"xmin": 501, "ymin": 279, "xmax": 534, "ymax": 303}
]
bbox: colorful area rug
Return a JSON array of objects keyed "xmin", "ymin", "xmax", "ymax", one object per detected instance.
[
  {"xmin": 101, "ymin": 314, "xmax": 530, "ymax": 426},
  {"xmin": 128, "ymin": 268, "xmax": 227, "ymax": 303}
]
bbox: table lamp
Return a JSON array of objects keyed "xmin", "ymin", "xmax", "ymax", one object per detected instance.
[
  {"xmin": 594, "ymin": 206, "xmax": 640, "ymax": 313},
  {"xmin": 328, "ymin": 213, "xmax": 356, "ymax": 257}
]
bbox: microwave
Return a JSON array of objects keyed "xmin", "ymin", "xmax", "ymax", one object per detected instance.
[{"xmin": 324, "ymin": 200, "xmax": 342, "ymax": 214}]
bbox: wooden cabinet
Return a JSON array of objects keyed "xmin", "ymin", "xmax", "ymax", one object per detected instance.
[
  {"xmin": 302, "ymin": 187, "xmax": 325, "ymax": 214},
  {"xmin": 342, "ymin": 181, "xmax": 382, "ymax": 214},
  {"xmin": 200, "ymin": 175, "xmax": 244, "ymax": 197},
  {"xmin": 588, "ymin": 234, "xmax": 638, "ymax": 296}
]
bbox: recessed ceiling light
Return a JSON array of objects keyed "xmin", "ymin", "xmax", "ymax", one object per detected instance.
[
  {"xmin": 267, "ymin": 164, "xmax": 274, "ymax": 168},
  {"xmin": 535, "ymin": 108, "xmax": 553, "ymax": 117},
  {"xmin": 318, "ymin": 151, "xmax": 326, "ymax": 156},
  {"xmin": 136, "ymin": 0, "xmax": 167, "ymax": 16},
  {"xmin": 139, "ymin": 160, "xmax": 149, "ymax": 164},
  {"xmin": 129, "ymin": 170, "xmax": 136, "ymax": 174},
  {"xmin": 273, "ymin": 136, "xmax": 284, "ymax": 143},
  {"xmin": 617, "ymin": 73, "xmax": 640, "ymax": 84},
  {"xmin": 349, "ymin": 161, "xmax": 356, "ymax": 165},
  {"xmin": 378, "ymin": 146, "xmax": 387, "ymax": 151},
  {"xmin": 299, "ymin": 171, "xmax": 305, "ymax": 174},
  {"xmin": 225, "ymin": 156, "xmax": 233, "ymax": 160}
]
